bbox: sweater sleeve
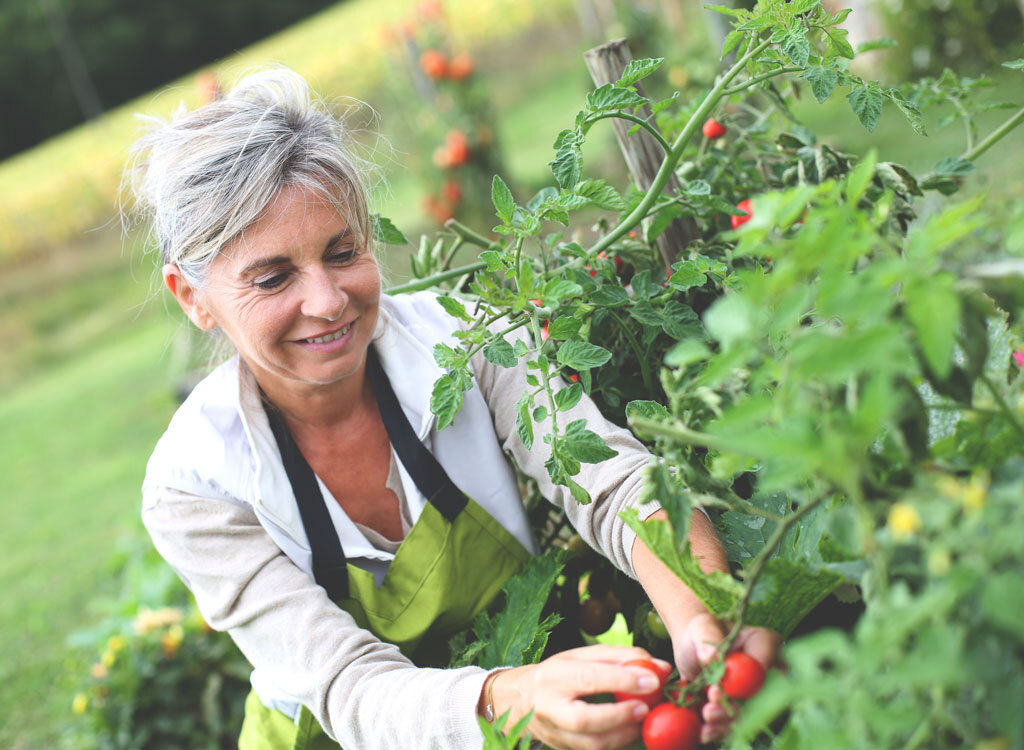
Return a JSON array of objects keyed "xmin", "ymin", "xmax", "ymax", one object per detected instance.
[
  {"xmin": 466, "ymin": 321, "xmax": 664, "ymax": 579},
  {"xmin": 141, "ymin": 486, "xmax": 490, "ymax": 749}
]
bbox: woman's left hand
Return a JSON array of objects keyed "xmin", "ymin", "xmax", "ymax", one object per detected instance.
[{"xmin": 671, "ymin": 612, "xmax": 783, "ymax": 745}]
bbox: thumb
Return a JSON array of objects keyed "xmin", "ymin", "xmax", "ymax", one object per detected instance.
[{"xmin": 688, "ymin": 614, "xmax": 726, "ymax": 665}]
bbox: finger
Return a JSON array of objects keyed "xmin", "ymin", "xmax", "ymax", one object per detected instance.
[
  {"xmin": 544, "ymin": 659, "xmax": 664, "ymax": 698},
  {"xmin": 540, "ymin": 720, "xmax": 643, "ymax": 750},
  {"xmin": 701, "ymin": 721, "xmax": 729, "ymax": 745},
  {"xmin": 551, "ymin": 698, "xmax": 649, "ymax": 734},
  {"xmin": 558, "ymin": 644, "xmax": 655, "ymax": 664},
  {"xmin": 735, "ymin": 627, "xmax": 784, "ymax": 669},
  {"xmin": 689, "ymin": 617, "xmax": 726, "ymax": 665}
]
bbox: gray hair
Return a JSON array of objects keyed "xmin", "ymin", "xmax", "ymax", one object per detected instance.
[{"xmin": 125, "ymin": 67, "xmax": 376, "ymax": 289}]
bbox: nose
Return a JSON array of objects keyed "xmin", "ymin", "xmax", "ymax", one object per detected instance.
[{"xmin": 299, "ymin": 266, "xmax": 347, "ymax": 321}]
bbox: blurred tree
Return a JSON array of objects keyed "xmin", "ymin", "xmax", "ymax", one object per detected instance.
[{"xmin": 0, "ymin": 0, "xmax": 338, "ymax": 160}]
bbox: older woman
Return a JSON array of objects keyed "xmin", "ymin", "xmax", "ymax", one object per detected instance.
[{"xmin": 132, "ymin": 68, "xmax": 778, "ymax": 749}]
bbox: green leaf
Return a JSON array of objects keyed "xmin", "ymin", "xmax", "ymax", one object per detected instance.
[
  {"xmin": 782, "ymin": 29, "xmax": 811, "ymax": 68},
  {"xmin": 646, "ymin": 204, "xmax": 684, "ymax": 243},
  {"xmin": 665, "ymin": 339, "xmax": 711, "ymax": 368},
  {"xmin": 625, "ymin": 400, "xmax": 670, "ymax": 421},
  {"xmin": 586, "ymin": 83, "xmax": 647, "ymax": 113},
  {"xmin": 802, "ymin": 66, "xmax": 838, "ymax": 104},
  {"xmin": 433, "ymin": 342, "xmax": 461, "ymax": 369},
  {"xmin": 629, "ymin": 301, "xmax": 665, "ymax": 327},
  {"xmin": 542, "ymin": 278, "xmax": 584, "ymax": 302},
  {"xmin": 789, "ymin": 0, "xmax": 820, "ymax": 12},
  {"xmin": 549, "ymin": 145, "xmax": 582, "ymax": 191},
  {"xmin": 436, "ymin": 295, "xmax": 473, "ymax": 322},
  {"xmin": 704, "ymin": 4, "xmax": 743, "ymax": 17},
  {"xmin": 885, "ymin": 88, "xmax": 927, "ymax": 136},
  {"xmin": 564, "ymin": 419, "xmax": 618, "ymax": 463},
  {"xmin": 472, "ymin": 549, "xmax": 569, "ymax": 669},
  {"xmin": 533, "ymin": 405, "xmax": 548, "ymax": 422},
  {"xmin": 555, "ymin": 382, "xmax": 583, "ymax": 411},
  {"xmin": 515, "ymin": 392, "xmax": 534, "ymax": 450},
  {"xmin": 934, "ymin": 157, "xmax": 977, "ymax": 178},
  {"xmin": 857, "ymin": 37, "xmax": 897, "ymax": 53},
  {"xmin": 492, "ymin": 175, "xmax": 515, "ymax": 224},
  {"xmin": 371, "ymin": 214, "xmax": 408, "ymax": 245},
  {"xmin": 591, "ymin": 285, "xmax": 630, "ymax": 307},
  {"xmin": 547, "ymin": 316, "xmax": 582, "ymax": 340},
  {"xmin": 668, "ymin": 261, "xmax": 708, "ymax": 291},
  {"xmin": 576, "ymin": 178, "xmax": 626, "ymax": 211},
  {"xmin": 847, "ymin": 86, "xmax": 884, "ymax": 132},
  {"xmin": 1002, "ymin": 58, "xmax": 1024, "ymax": 71},
  {"xmin": 484, "ymin": 338, "xmax": 516, "ymax": 368},
  {"xmin": 431, "ymin": 374, "xmax": 464, "ymax": 431},
  {"xmin": 823, "ymin": 25, "xmax": 855, "ymax": 59},
  {"xmin": 687, "ymin": 179, "xmax": 711, "ymax": 196},
  {"xmin": 661, "ymin": 301, "xmax": 703, "ymax": 341},
  {"xmin": 557, "ymin": 341, "xmax": 613, "ymax": 370},
  {"xmin": 905, "ymin": 274, "xmax": 961, "ymax": 380},
  {"xmin": 845, "ymin": 150, "xmax": 877, "ymax": 204},
  {"xmin": 479, "ymin": 250, "xmax": 504, "ymax": 272},
  {"xmin": 615, "ymin": 58, "xmax": 664, "ymax": 88},
  {"xmin": 721, "ymin": 29, "xmax": 745, "ymax": 58}
]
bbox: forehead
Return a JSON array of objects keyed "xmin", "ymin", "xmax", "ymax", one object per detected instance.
[{"xmin": 219, "ymin": 185, "xmax": 350, "ymax": 265}]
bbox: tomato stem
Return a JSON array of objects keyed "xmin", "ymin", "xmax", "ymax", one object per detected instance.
[
  {"xmin": 961, "ymin": 105, "xmax": 1024, "ymax": 164},
  {"xmin": 385, "ymin": 261, "xmax": 487, "ymax": 294},
  {"xmin": 585, "ymin": 111, "xmax": 672, "ymax": 154}
]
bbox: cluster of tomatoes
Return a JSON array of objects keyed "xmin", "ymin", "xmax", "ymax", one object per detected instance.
[
  {"xmin": 617, "ymin": 655, "xmax": 766, "ymax": 750},
  {"xmin": 701, "ymin": 118, "xmax": 755, "ymax": 232},
  {"xmin": 419, "ymin": 49, "xmax": 475, "ymax": 81},
  {"xmin": 422, "ymin": 179, "xmax": 462, "ymax": 224}
]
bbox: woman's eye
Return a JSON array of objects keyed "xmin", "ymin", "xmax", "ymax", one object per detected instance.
[
  {"xmin": 328, "ymin": 248, "xmax": 357, "ymax": 263},
  {"xmin": 254, "ymin": 273, "xmax": 288, "ymax": 290}
]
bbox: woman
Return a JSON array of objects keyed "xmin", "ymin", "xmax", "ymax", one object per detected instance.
[{"xmin": 132, "ymin": 68, "xmax": 779, "ymax": 749}]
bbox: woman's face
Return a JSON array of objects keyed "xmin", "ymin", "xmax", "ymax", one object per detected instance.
[{"xmin": 167, "ymin": 184, "xmax": 381, "ymax": 396}]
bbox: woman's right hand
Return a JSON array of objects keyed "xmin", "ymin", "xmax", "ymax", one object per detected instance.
[{"xmin": 486, "ymin": 645, "xmax": 671, "ymax": 750}]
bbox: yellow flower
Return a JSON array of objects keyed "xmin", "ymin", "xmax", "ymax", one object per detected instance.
[
  {"xmin": 161, "ymin": 624, "xmax": 184, "ymax": 657},
  {"xmin": 90, "ymin": 663, "xmax": 109, "ymax": 679},
  {"xmin": 106, "ymin": 635, "xmax": 126, "ymax": 653},
  {"xmin": 100, "ymin": 650, "xmax": 116, "ymax": 668},
  {"xmin": 132, "ymin": 606, "xmax": 183, "ymax": 635},
  {"xmin": 963, "ymin": 474, "xmax": 988, "ymax": 511},
  {"xmin": 72, "ymin": 693, "xmax": 88, "ymax": 715},
  {"xmin": 888, "ymin": 503, "xmax": 922, "ymax": 539}
]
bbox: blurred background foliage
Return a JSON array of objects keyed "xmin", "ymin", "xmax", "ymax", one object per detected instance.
[{"xmin": 1, "ymin": 0, "xmax": 1022, "ymax": 747}]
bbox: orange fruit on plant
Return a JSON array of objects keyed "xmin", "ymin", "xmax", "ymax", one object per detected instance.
[
  {"xmin": 449, "ymin": 53, "xmax": 475, "ymax": 80},
  {"xmin": 420, "ymin": 49, "xmax": 448, "ymax": 79}
]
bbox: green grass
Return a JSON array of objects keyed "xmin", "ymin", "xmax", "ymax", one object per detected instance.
[{"xmin": 0, "ymin": 311, "xmax": 181, "ymax": 748}]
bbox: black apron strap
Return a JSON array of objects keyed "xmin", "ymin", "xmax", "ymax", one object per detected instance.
[
  {"xmin": 262, "ymin": 345, "xmax": 468, "ymax": 602},
  {"xmin": 264, "ymin": 402, "xmax": 351, "ymax": 602},
  {"xmin": 366, "ymin": 347, "xmax": 468, "ymax": 523}
]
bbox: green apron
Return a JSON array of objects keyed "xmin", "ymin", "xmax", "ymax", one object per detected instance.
[{"xmin": 238, "ymin": 346, "xmax": 531, "ymax": 749}]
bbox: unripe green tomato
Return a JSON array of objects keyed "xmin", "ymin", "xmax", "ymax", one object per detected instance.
[{"xmin": 646, "ymin": 609, "xmax": 670, "ymax": 640}]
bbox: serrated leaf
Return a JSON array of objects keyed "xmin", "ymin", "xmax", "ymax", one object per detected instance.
[
  {"xmin": 576, "ymin": 178, "xmax": 626, "ymax": 211},
  {"xmin": 823, "ymin": 25, "xmax": 855, "ymax": 59},
  {"xmin": 557, "ymin": 340, "xmax": 612, "ymax": 370},
  {"xmin": 738, "ymin": 13, "xmax": 777, "ymax": 30},
  {"xmin": 564, "ymin": 419, "xmax": 618, "ymax": 463},
  {"xmin": 479, "ymin": 250, "xmax": 504, "ymax": 272},
  {"xmin": 555, "ymin": 382, "xmax": 583, "ymax": 411},
  {"xmin": 625, "ymin": 400, "xmax": 670, "ymax": 422},
  {"xmin": 515, "ymin": 392, "xmax": 534, "ymax": 450},
  {"xmin": 484, "ymin": 338, "xmax": 516, "ymax": 368},
  {"xmin": 704, "ymin": 3, "xmax": 743, "ymax": 17},
  {"xmin": 437, "ymin": 295, "xmax": 473, "ymax": 322},
  {"xmin": 790, "ymin": 0, "xmax": 820, "ymax": 12},
  {"xmin": 591, "ymin": 285, "xmax": 630, "ymax": 306},
  {"xmin": 616, "ymin": 58, "xmax": 664, "ymax": 88},
  {"xmin": 934, "ymin": 157, "xmax": 977, "ymax": 177},
  {"xmin": 492, "ymin": 175, "xmax": 515, "ymax": 224},
  {"xmin": 802, "ymin": 65, "xmax": 837, "ymax": 103},
  {"xmin": 629, "ymin": 301, "xmax": 665, "ymax": 327},
  {"xmin": 687, "ymin": 179, "xmax": 711, "ymax": 196},
  {"xmin": 371, "ymin": 214, "xmax": 408, "ymax": 245},
  {"xmin": 472, "ymin": 549, "xmax": 569, "ymax": 669},
  {"xmin": 1002, "ymin": 58, "xmax": 1024, "ymax": 71},
  {"xmin": 857, "ymin": 37, "xmax": 897, "ymax": 53},
  {"xmin": 586, "ymin": 83, "xmax": 647, "ymax": 113},
  {"xmin": 885, "ymin": 88, "xmax": 927, "ymax": 136},
  {"xmin": 782, "ymin": 29, "xmax": 811, "ymax": 68},
  {"xmin": 548, "ymin": 316, "xmax": 582, "ymax": 339},
  {"xmin": 431, "ymin": 374, "xmax": 464, "ymax": 431},
  {"xmin": 661, "ymin": 300, "xmax": 703, "ymax": 340},
  {"xmin": 543, "ymin": 278, "xmax": 584, "ymax": 301},
  {"xmin": 668, "ymin": 261, "xmax": 708, "ymax": 291},
  {"xmin": 549, "ymin": 146, "xmax": 582, "ymax": 191},
  {"xmin": 847, "ymin": 86, "xmax": 883, "ymax": 131},
  {"xmin": 722, "ymin": 29, "xmax": 745, "ymax": 58}
]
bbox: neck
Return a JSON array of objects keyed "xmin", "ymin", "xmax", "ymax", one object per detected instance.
[{"xmin": 251, "ymin": 353, "xmax": 373, "ymax": 433}]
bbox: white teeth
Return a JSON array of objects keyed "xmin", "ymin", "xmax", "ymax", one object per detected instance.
[{"xmin": 305, "ymin": 322, "xmax": 351, "ymax": 344}]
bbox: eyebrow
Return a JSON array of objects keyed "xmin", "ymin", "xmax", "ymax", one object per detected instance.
[{"xmin": 238, "ymin": 229, "xmax": 353, "ymax": 277}]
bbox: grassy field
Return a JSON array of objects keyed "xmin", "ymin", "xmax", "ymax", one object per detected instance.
[{"xmin": 2, "ymin": 11, "xmax": 1023, "ymax": 747}]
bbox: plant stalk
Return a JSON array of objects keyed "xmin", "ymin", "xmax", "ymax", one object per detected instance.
[
  {"xmin": 961, "ymin": 105, "xmax": 1024, "ymax": 163},
  {"xmin": 385, "ymin": 262, "xmax": 486, "ymax": 295}
]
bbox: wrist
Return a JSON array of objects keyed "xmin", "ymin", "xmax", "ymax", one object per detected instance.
[{"xmin": 477, "ymin": 668, "xmax": 512, "ymax": 722}]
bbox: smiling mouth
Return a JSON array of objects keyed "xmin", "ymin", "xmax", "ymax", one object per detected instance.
[{"xmin": 299, "ymin": 321, "xmax": 353, "ymax": 344}]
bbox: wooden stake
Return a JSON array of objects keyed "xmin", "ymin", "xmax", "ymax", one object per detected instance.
[{"xmin": 584, "ymin": 38, "xmax": 697, "ymax": 269}]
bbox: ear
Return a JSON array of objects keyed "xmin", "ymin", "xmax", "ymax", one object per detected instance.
[{"xmin": 163, "ymin": 264, "xmax": 217, "ymax": 331}]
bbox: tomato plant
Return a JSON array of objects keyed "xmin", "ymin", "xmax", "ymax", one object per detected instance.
[{"xmin": 382, "ymin": 1, "xmax": 1024, "ymax": 747}]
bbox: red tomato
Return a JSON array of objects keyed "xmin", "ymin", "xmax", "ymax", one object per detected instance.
[
  {"xmin": 541, "ymin": 321, "xmax": 549, "ymax": 341},
  {"xmin": 642, "ymin": 702, "xmax": 701, "ymax": 750},
  {"xmin": 702, "ymin": 117, "xmax": 727, "ymax": 140},
  {"xmin": 730, "ymin": 199, "xmax": 753, "ymax": 230},
  {"xmin": 568, "ymin": 373, "xmax": 579, "ymax": 383},
  {"xmin": 449, "ymin": 53, "xmax": 475, "ymax": 80},
  {"xmin": 720, "ymin": 652, "xmax": 765, "ymax": 700},
  {"xmin": 614, "ymin": 659, "xmax": 670, "ymax": 708},
  {"xmin": 419, "ymin": 49, "xmax": 448, "ymax": 79},
  {"xmin": 446, "ymin": 130, "xmax": 470, "ymax": 165},
  {"xmin": 442, "ymin": 179, "xmax": 462, "ymax": 205}
]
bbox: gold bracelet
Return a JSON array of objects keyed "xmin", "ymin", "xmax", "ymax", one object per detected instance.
[{"xmin": 482, "ymin": 668, "xmax": 508, "ymax": 723}]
